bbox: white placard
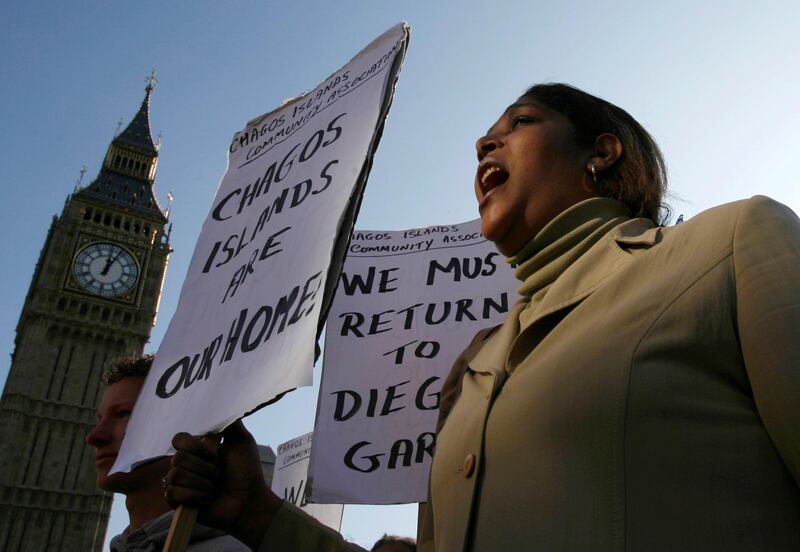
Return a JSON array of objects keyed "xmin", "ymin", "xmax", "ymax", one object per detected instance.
[
  {"xmin": 309, "ymin": 219, "xmax": 518, "ymax": 504},
  {"xmin": 272, "ymin": 432, "xmax": 344, "ymax": 530},
  {"xmin": 112, "ymin": 23, "xmax": 409, "ymax": 473}
]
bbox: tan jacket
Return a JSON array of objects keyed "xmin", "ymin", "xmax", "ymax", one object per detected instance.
[
  {"xmin": 419, "ymin": 196, "xmax": 800, "ymax": 551},
  {"xmin": 258, "ymin": 196, "xmax": 800, "ymax": 551}
]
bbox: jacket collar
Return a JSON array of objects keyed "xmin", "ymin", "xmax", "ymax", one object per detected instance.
[
  {"xmin": 529, "ymin": 217, "xmax": 658, "ymax": 328},
  {"xmin": 468, "ymin": 217, "xmax": 658, "ymax": 377}
]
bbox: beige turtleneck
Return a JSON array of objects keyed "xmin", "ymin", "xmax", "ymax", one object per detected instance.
[{"xmin": 506, "ymin": 197, "xmax": 632, "ymax": 329}]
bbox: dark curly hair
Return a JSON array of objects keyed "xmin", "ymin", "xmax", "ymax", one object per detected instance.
[
  {"xmin": 523, "ymin": 83, "xmax": 669, "ymax": 224},
  {"xmin": 100, "ymin": 354, "xmax": 153, "ymax": 385},
  {"xmin": 371, "ymin": 534, "xmax": 416, "ymax": 552}
]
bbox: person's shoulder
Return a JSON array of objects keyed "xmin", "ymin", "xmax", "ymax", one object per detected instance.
[
  {"xmin": 188, "ymin": 533, "xmax": 250, "ymax": 551},
  {"xmin": 732, "ymin": 195, "xmax": 799, "ymax": 231},
  {"xmin": 657, "ymin": 196, "xmax": 797, "ymax": 245},
  {"xmin": 681, "ymin": 195, "xmax": 795, "ymax": 228},
  {"xmin": 611, "ymin": 196, "xmax": 798, "ymax": 269}
]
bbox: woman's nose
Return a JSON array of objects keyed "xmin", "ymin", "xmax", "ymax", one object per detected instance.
[{"xmin": 476, "ymin": 133, "xmax": 501, "ymax": 161}]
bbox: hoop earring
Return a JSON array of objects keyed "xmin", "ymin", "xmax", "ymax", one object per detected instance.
[{"xmin": 591, "ymin": 163, "xmax": 598, "ymax": 186}]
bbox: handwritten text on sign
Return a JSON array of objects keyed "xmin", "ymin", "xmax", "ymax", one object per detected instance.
[
  {"xmin": 310, "ymin": 219, "xmax": 518, "ymax": 504},
  {"xmin": 272, "ymin": 432, "xmax": 343, "ymax": 531},
  {"xmin": 112, "ymin": 24, "xmax": 409, "ymax": 473}
]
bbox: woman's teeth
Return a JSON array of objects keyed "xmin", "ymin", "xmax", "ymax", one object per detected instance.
[
  {"xmin": 482, "ymin": 166, "xmax": 502, "ymax": 186},
  {"xmin": 481, "ymin": 165, "xmax": 509, "ymax": 192}
]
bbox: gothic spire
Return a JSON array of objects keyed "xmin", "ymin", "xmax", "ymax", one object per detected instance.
[
  {"xmin": 114, "ymin": 70, "xmax": 158, "ymax": 154},
  {"xmin": 76, "ymin": 72, "xmax": 166, "ymax": 222}
]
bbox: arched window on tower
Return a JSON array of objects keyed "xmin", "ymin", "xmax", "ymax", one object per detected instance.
[{"xmin": 101, "ymin": 309, "xmax": 110, "ymax": 322}]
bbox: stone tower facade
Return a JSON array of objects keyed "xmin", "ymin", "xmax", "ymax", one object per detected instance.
[{"xmin": 0, "ymin": 81, "xmax": 171, "ymax": 551}]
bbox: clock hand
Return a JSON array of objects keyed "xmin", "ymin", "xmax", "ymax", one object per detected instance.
[
  {"xmin": 100, "ymin": 249, "xmax": 124, "ymax": 276},
  {"xmin": 100, "ymin": 258, "xmax": 112, "ymax": 276}
]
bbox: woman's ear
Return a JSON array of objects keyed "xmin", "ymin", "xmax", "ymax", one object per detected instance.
[{"xmin": 587, "ymin": 133, "xmax": 623, "ymax": 174}]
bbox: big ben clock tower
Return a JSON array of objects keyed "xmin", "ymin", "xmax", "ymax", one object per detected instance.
[{"xmin": 0, "ymin": 75, "xmax": 171, "ymax": 551}]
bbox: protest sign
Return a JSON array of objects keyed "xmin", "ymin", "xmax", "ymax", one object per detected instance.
[
  {"xmin": 272, "ymin": 432, "xmax": 344, "ymax": 530},
  {"xmin": 112, "ymin": 23, "xmax": 410, "ymax": 474},
  {"xmin": 309, "ymin": 219, "xmax": 519, "ymax": 504}
]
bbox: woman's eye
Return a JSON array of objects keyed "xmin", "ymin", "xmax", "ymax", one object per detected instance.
[{"xmin": 511, "ymin": 116, "xmax": 536, "ymax": 128}]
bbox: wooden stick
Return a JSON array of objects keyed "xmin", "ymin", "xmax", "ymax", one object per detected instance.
[
  {"xmin": 163, "ymin": 433, "xmax": 222, "ymax": 552},
  {"xmin": 162, "ymin": 505, "xmax": 198, "ymax": 552},
  {"xmin": 417, "ymin": 502, "xmax": 427, "ymax": 534}
]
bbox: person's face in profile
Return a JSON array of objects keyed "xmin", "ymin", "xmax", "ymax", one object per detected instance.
[
  {"xmin": 86, "ymin": 377, "xmax": 143, "ymax": 490},
  {"xmin": 474, "ymin": 97, "xmax": 596, "ymax": 256}
]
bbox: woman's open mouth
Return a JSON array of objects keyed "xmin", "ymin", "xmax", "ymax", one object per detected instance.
[{"xmin": 478, "ymin": 162, "xmax": 510, "ymax": 208}]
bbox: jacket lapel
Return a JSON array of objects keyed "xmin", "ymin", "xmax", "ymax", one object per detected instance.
[{"xmin": 468, "ymin": 301, "xmax": 527, "ymax": 380}]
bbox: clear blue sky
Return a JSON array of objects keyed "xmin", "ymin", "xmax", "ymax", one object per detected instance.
[{"xmin": 2, "ymin": 1, "xmax": 799, "ymax": 548}]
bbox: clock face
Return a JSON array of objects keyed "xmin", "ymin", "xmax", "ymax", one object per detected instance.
[{"xmin": 73, "ymin": 242, "xmax": 139, "ymax": 297}]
